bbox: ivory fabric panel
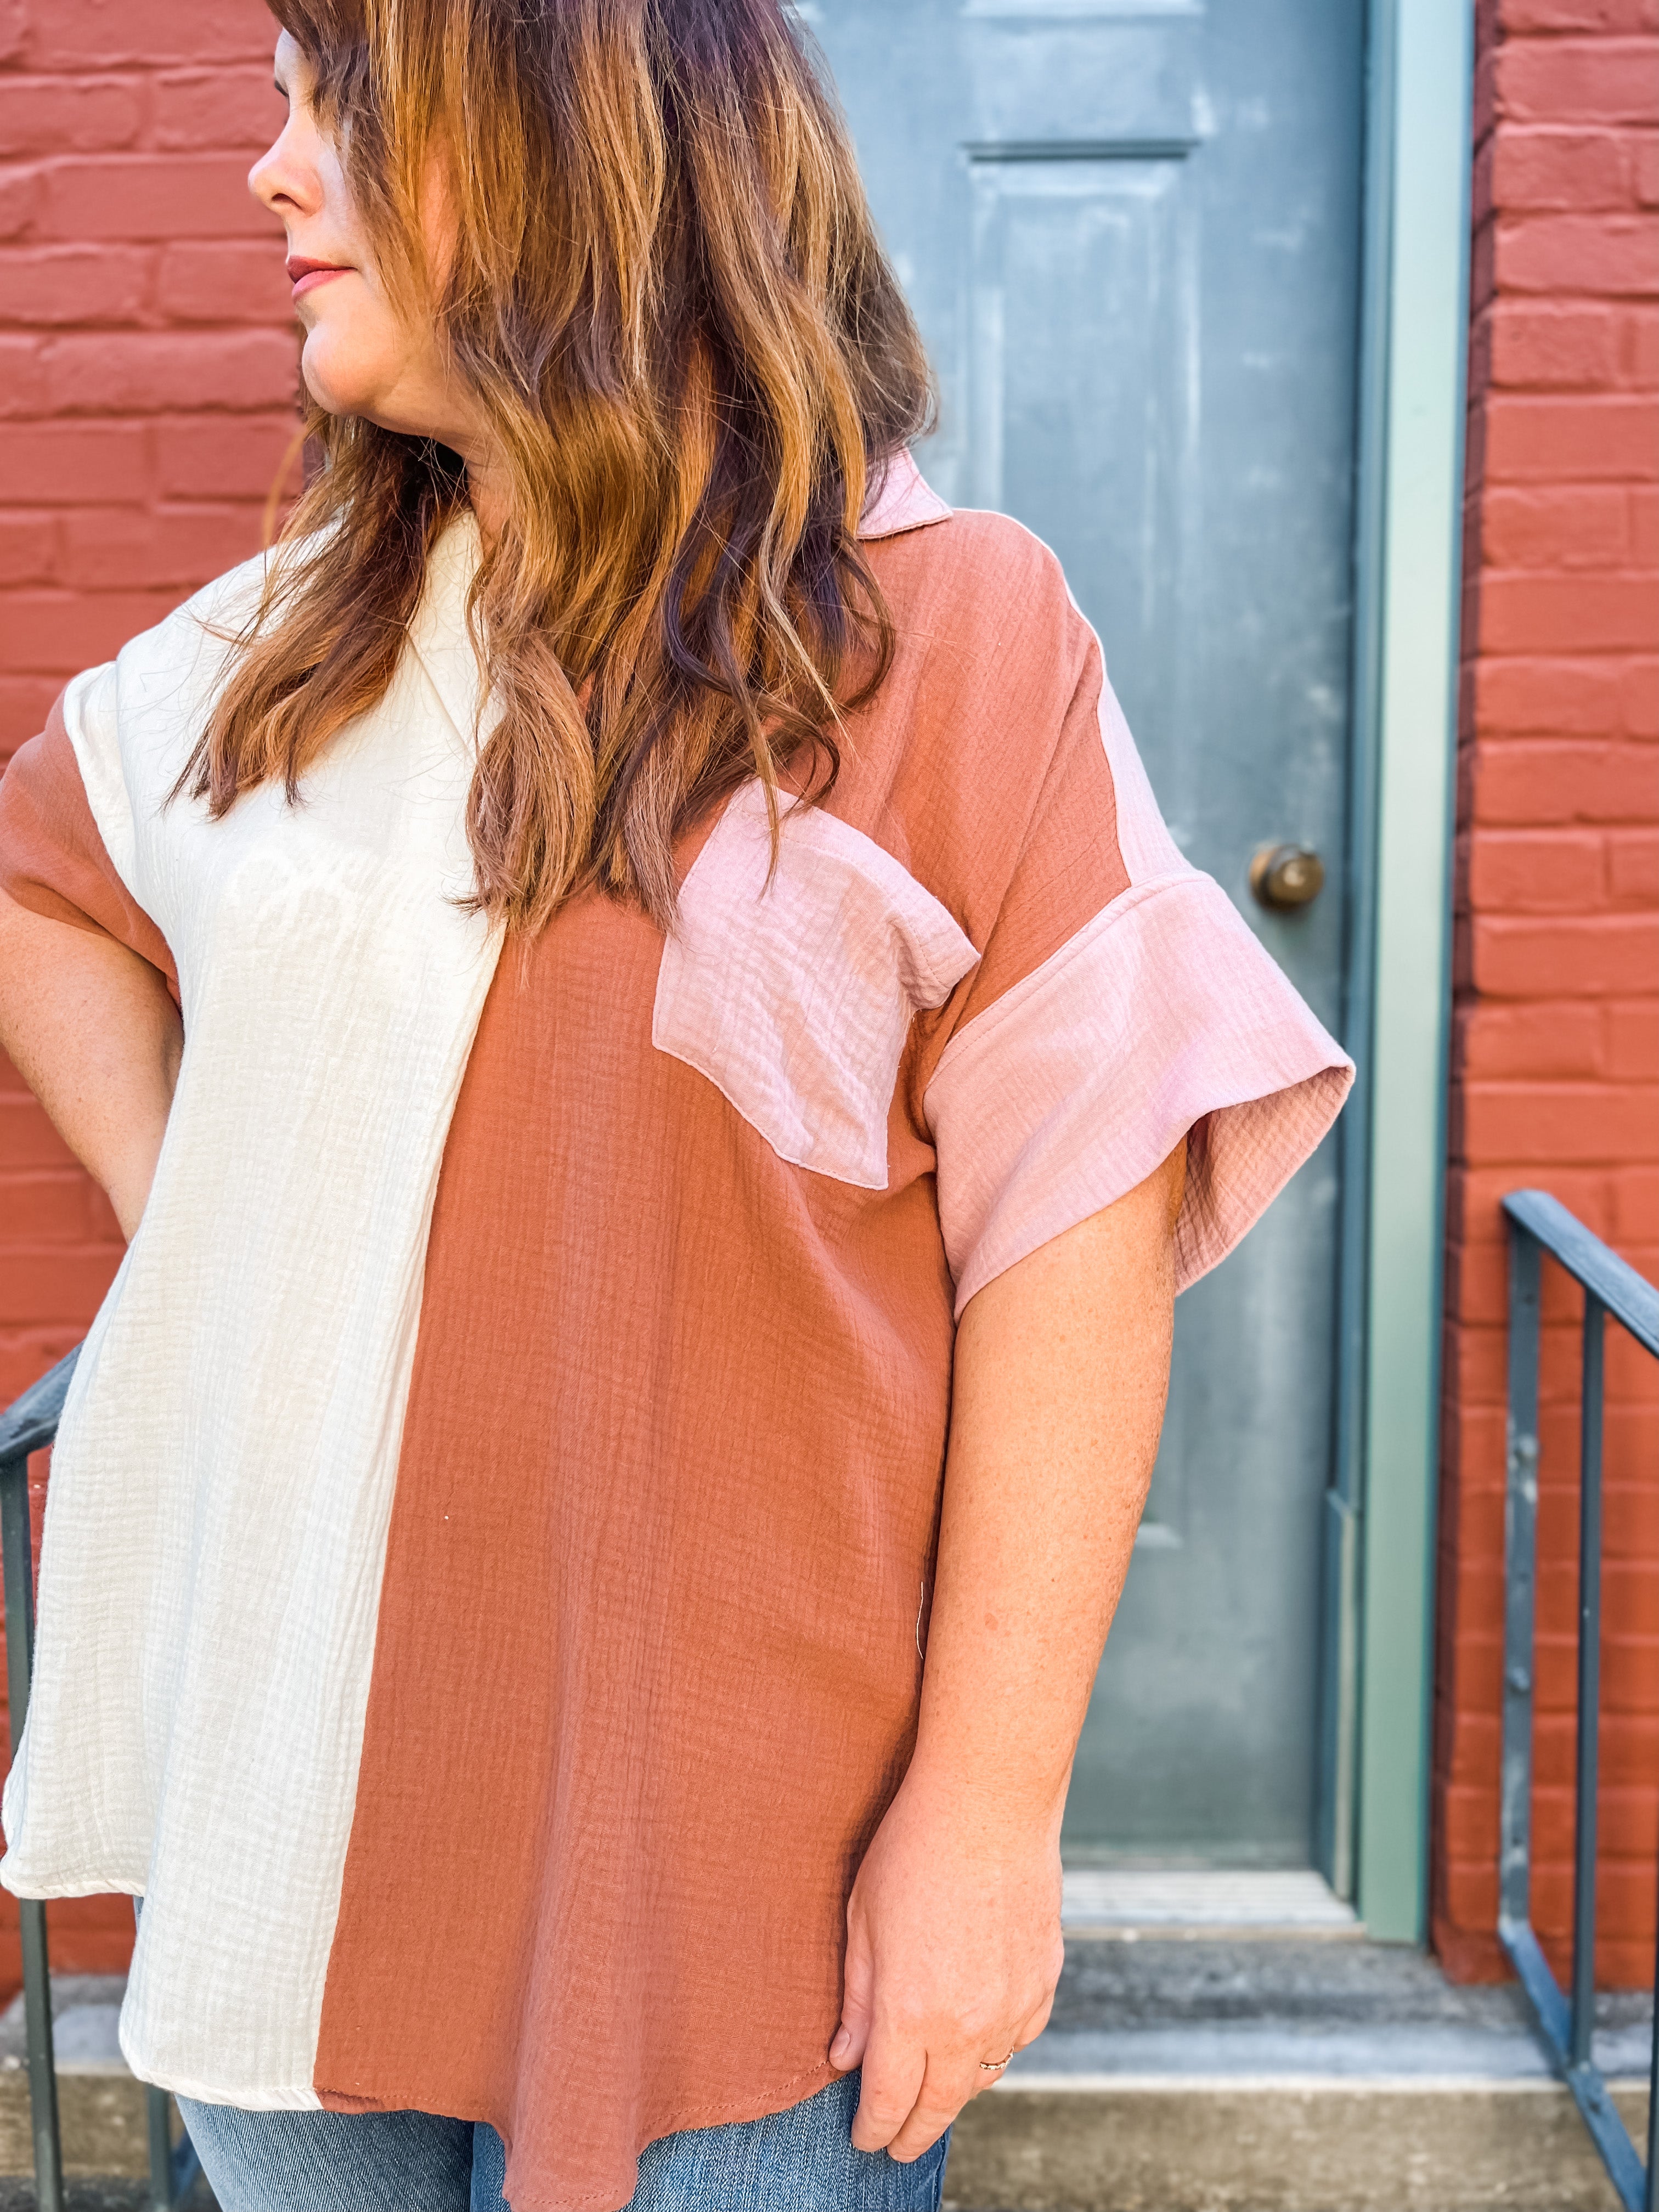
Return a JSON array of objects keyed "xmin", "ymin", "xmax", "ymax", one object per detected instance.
[{"xmin": 1, "ymin": 532, "xmax": 505, "ymax": 2104}]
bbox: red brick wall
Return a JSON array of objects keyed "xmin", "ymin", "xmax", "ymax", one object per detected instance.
[
  {"xmin": 0, "ymin": 0, "xmax": 292, "ymax": 1997},
  {"xmin": 1435, "ymin": 0, "xmax": 1659, "ymax": 1984}
]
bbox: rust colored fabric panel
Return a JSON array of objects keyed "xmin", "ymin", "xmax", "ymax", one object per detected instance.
[
  {"xmin": 312, "ymin": 880, "xmax": 958, "ymax": 2192},
  {"xmin": 0, "ymin": 696, "xmax": 178, "ymax": 996}
]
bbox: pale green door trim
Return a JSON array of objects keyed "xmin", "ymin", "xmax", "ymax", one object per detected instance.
[{"xmin": 1342, "ymin": 0, "xmax": 1475, "ymax": 1942}]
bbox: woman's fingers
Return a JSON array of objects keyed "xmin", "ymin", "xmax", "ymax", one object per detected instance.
[
  {"xmin": 850, "ymin": 2031, "xmax": 926, "ymax": 2153},
  {"xmin": 881, "ymin": 2054, "xmax": 977, "ymax": 2164},
  {"xmin": 854, "ymin": 2019, "xmax": 1035, "ymax": 2164},
  {"xmin": 828, "ymin": 1922, "xmax": 875, "ymax": 2074},
  {"xmin": 1015, "ymin": 1986, "xmax": 1054, "ymax": 2049}
]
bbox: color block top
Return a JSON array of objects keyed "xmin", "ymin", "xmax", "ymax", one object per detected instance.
[{"xmin": 0, "ymin": 454, "xmax": 1351, "ymax": 2212}]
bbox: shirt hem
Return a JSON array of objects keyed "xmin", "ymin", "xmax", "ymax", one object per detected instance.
[
  {"xmin": 317, "ymin": 2056, "xmax": 845, "ymax": 2212},
  {"xmin": 0, "ymin": 1867, "xmax": 145, "ymax": 1902}
]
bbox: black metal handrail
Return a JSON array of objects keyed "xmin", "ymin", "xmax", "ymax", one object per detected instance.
[
  {"xmin": 0, "ymin": 1345, "xmax": 197, "ymax": 2212},
  {"xmin": 1500, "ymin": 1189, "xmax": 1659, "ymax": 2212}
]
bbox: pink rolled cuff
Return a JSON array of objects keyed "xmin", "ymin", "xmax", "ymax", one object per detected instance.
[{"xmin": 923, "ymin": 872, "xmax": 1355, "ymax": 1314}]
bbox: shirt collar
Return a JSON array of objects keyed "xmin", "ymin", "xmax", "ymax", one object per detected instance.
[{"xmin": 859, "ymin": 446, "xmax": 953, "ymax": 540}]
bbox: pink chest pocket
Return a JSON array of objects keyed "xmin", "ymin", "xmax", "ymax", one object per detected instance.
[{"xmin": 652, "ymin": 783, "xmax": 980, "ymax": 1189}]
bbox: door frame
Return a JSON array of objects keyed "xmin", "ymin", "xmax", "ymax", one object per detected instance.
[{"xmin": 1319, "ymin": 0, "xmax": 1474, "ymax": 1942}]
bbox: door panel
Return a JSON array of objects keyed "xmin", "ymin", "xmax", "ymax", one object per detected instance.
[{"xmin": 808, "ymin": 0, "xmax": 1364, "ymax": 1865}]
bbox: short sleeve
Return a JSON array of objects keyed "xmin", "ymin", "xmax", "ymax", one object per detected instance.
[
  {"xmin": 0, "ymin": 679, "xmax": 178, "ymax": 1000},
  {"xmin": 921, "ymin": 640, "xmax": 1353, "ymax": 1316}
]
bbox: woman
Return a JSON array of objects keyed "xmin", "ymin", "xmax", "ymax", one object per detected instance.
[{"xmin": 0, "ymin": 3, "xmax": 1351, "ymax": 2208}]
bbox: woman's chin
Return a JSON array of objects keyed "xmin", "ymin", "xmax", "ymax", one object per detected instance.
[{"xmin": 300, "ymin": 335, "xmax": 390, "ymax": 426}]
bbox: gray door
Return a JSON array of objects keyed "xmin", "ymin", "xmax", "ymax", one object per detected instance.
[{"xmin": 810, "ymin": 0, "xmax": 1364, "ymax": 1866}]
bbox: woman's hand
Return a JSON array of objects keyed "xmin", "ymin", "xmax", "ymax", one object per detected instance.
[
  {"xmin": 829, "ymin": 1769, "xmax": 1063, "ymax": 2159},
  {"xmin": 827, "ymin": 1141, "xmax": 1188, "ymax": 2162}
]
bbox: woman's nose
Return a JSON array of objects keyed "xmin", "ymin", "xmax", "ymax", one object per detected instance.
[{"xmin": 249, "ymin": 129, "xmax": 314, "ymax": 221}]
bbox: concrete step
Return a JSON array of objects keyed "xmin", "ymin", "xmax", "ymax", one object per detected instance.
[
  {"xmin": 945, "ymin": 2076, "xmax": 1646, "ymax": 2212},
  {"xmin": 3, "ymin": 1942, "xmax": 1652, "ymax": 2211},
  {"xmin": 945, "ymin": 1934, "xmax": 1653, "ymax": 2211},
  {"xmin": 0, "ymin": 1977, "xmax": 214, "ymax": 2202}
]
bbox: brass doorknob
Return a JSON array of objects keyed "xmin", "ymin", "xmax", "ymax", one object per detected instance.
[{"xmin": 1250, "ymin": 843, "xmax": 1325, "ymax": 911}]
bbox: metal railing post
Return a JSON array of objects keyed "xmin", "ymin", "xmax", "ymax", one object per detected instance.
[
  {"xmin": 0, "ymin": 1443, "xmax": 63, "ymax": 2212},
  {"xmin": 1500, "ymin": 1223, "xmax": 1542, "ymax": 1942},
  {"xmin": 1499, "ymin": 1192, "xmax": 1659, "ymax": 2212},
  {"xmin": 1571, "ymin": 1294, "xmax": 1606, "ymax": 2069},
  {"xmin": 1, "ymin": 1347, "xmax": 199, "ymax": 2210}
]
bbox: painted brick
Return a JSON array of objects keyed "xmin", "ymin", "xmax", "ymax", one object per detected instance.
[
  {"xmin": 1487, "ymin": 302, "xmax": 1623, "ymax": 391},
  {"xmin": 0, "ymin": 512, "xmax": 57, "ymax": 587},
  {"xmin": 1449, "ymin": 0, "xmax": 1659, "ymax": 1977},
  {"xmin": 1611, "ymin": 1164, "xmax": 1659, "ymax": 1239},
  {"xmin": 1444, "ymin": 1237, "xmax": 1508, "ymax": 1324},
  {"xmin": 0, "ymin": 162, "xmax": 40, "ymax": 241},
  {"xmin": 0, "ymin": 419, "xmax": 150, "ymax": 503},
  {"xmin": 0, "ymin": 1175, "xmax": 101, "ymax": 1243},
  {"xmin": 1456, "ymin": 998, "xmax": 1606, "ymax": 1076},
  {"xmin": 1458, "ymin": 1077, "xmax": 1657, "ymax": 1161},
  {"xmin": 1627, "ymin": 302, "xmax": 1659, "ymax": 386},
  {"xmin": 1465, "ymin": 827, "xmax": 1609, "ymax": 911},
  {"xmin": 0, "ymin": 1251, "xmax": 121, "ymax": 1327},
  {"xmin": 1471, "ymin": 654, "xmax": 1626, "ymax": 735},
  {"xmin": 1438, "ymin": 1706, "xmax": 1502, "ymax": 1796},
  {"xmin": 1489, "ymin": 128, "xmax": 1631, "ymax": 210},
  {"xmin": 0, "ymin": 676, "xmax": 65, "ymax": 748},
  {"xmin": 0, "ymin": 588, "xmax": 188, "ymax": 672},
  {"xmin": 156, "ymin": 240, "xmax": 292, "ymax": 325},
  {"xmin": 1470, "ymin": 742, "xmax": 1659, "ymax": 827},
  {"xmin": 0, "ymin": 77, "xmax": 143, "ymax": 159},
  {"xmin": 0, "ymin": 334, "xmax": 46, "ymax": 416},
  {"xmin": 36, "ymin": 328, "xmax": 298, "ymax": 413},
  {"xmin": 1451, "ymin": 1163, "xmax": 1616, "ymax": 1248},
  {"xmin": 1494, "ymin": 40, "xmax": 1659, "ymax": 128},
  {"xmin": 1475, "ymin": 572, "xmax": 1659, "ymax": 654},
  {"xmin": 0, "ymin": 1336, "xmax": 82, "ymax": 1408},
  {"xmin": 1442, "ymin": 1861, "xmax": 1501, "ymax": 1929},
  {"xmin": 156, "ymin": 411, "xmax": 304, "ymax": 499},
  {"xmin": 1495, "ymin": 212, "xmax": 1659, "ymax": 297},
  {"xmin": 59, "ymin": 503, "xmax": 268, "ymax": 589},
  {"xmin": 0, "ymin": 0, "xmax": 25, "ymax": 65},
  {"xmin": 35, "ymin": 155, "xmax": 280, "ymax": 242},
  {"xmin": 1484, "ymin": 394, "xmax": 1659, "ymax": 482},
  {"xmin": 151, "ymin": 67, "xmax": 284, "ymax": 153},
  {"xmin": 1470, "ymin": 913, "xmax": 1658, "ymax": 997},
  {"xmin": 1608, "ymin": 998, "xmax": 1659, "ymax": 1076},
  {"xmin": 1479, "ymin": 483, "xmax": 1630, "ymax": 567},
  {"xmin": 1441, "ymin": 1785, "xmax": 1502, "ymax": 1863},
  {"xmin": 1609, "ymin": 828, "xmax": 1659, "ymax": 904},
  {"xmin": 22, "ymin": 0, "xmax": 275, "ymax": 72},
  {"xmin": 1499, "ymin": 0, "xmax": 1659, "ymax": 27},
  {"xmin": 1620, "ymin": 659, "xmax": 1659, "ymax": 736},
  {"xmin": 0, "ymin": 242, "xmax": 154, "ymax": 325}
]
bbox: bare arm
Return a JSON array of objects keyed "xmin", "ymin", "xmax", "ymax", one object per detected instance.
[
  {"xmin": 0, "ymin": 888, "xmax": 182, "ymax": 1240},
  {"xmin": 830, "ymin": 1139, "xmax": 1186, "ymax": 2157}
]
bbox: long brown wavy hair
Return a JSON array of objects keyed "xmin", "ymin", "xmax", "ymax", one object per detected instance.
[{"xmin": 184, "ymin": 0, "xmax": 933, "ymax": 933}]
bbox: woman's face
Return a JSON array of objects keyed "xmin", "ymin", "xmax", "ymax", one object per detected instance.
[{"xmin": 250, "ymin": 33, "xmax": 482, "ymax": 458}]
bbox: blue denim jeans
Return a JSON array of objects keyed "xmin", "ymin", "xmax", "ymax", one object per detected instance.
[{"xmin": 177, "ymin": 2071, "xmax": 950, "ymax": 2210}]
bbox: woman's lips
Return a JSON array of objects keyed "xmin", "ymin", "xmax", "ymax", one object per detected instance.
[{"xmin": 286, "ymin": 258, "xmax": 352, "ymax": 299}]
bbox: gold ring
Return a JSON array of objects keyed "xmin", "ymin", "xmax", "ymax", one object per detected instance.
[{"xmin": 978, "ymin": 2050, "xmax": 1015, "ymax": 2071}]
